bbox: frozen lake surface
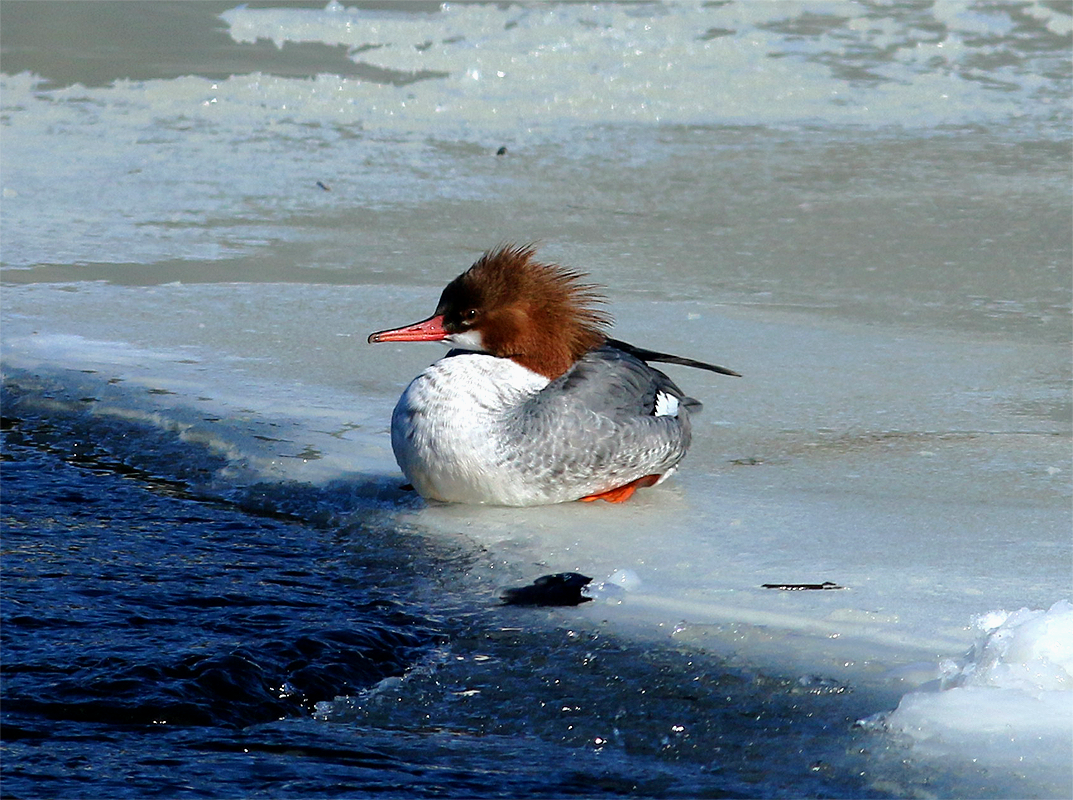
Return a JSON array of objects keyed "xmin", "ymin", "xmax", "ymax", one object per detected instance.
[{"xmin": 2, "ymin": 2, "xmax": 1071, "ymax": 797}]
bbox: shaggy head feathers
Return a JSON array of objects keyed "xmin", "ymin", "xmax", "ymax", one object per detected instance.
[{"xmin": 435, "ymin": 244, "xmax": 611, "ymax": 379}]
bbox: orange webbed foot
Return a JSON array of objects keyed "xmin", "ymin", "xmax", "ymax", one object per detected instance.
[{"xmin": 579, "ymin": 474, "xmax": 661, "ymax": 503}]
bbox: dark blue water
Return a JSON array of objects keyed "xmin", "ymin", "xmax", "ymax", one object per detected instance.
[{"xmin": 1, "ymin": 376, "xmax": 890, "ymax": 798}]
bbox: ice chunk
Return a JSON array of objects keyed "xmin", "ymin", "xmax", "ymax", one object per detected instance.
[{"xmin": 875, "ymin": 600, "xmax": 1073, "ymax": 795}]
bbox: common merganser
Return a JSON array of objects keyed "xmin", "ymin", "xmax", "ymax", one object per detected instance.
[{"xmin": 368, "ymin": 244, "xmax": 740, "ymax": 506}]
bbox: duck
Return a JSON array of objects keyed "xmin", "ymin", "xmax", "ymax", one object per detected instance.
[{"xmin": 367, "ymin": 244, "xmax": 739, "ymax": 506}]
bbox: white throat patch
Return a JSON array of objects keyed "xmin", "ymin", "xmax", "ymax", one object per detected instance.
[{"xmin": 446, "ymin": 329, "xmax": 485, "ymax": 352}]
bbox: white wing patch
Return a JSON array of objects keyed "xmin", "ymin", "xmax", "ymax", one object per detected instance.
[{"xmin": 654, "ymin": 390, "xmax": 679, "ymax": 417}]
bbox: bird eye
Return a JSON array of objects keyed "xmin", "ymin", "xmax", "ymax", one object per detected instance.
[{"xmin": 462, "ymin": 308, "xmax": 479, "ymax": 324}]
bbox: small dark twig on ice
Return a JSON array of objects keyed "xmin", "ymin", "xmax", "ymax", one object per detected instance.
[{"xmin": 762, "ymin": 581, "xmax": 845, "ymax": 591}]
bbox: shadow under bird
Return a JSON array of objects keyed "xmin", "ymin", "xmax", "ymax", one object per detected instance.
[{"xmin": 368, "ymin": 244, "xmax": 740, "ymax": 506}]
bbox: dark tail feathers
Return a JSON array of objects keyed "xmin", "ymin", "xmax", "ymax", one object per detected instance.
[{"xmin": 607, "ymin": 338, "xmax": 741, "ymax": 378}]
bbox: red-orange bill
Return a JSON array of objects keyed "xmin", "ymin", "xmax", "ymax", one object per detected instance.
[{"xmin": 368, "ymin": 314, "xmax": 449, "ymax": 343}]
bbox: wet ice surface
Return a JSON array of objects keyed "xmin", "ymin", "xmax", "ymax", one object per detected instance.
[{"xmin": 2, "ymin": 1, "xmax": 1072, "ymax": 797}]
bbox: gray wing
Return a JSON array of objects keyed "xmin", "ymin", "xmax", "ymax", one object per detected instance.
[
  {"xmin": 545, "ymin": 345, "xmax": 692, "ymax": 417},
  {"xmin": 498, "ymin": 346, "xmax": 693, "ymax": 494}
]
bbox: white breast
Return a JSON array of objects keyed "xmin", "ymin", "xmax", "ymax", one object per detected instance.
[{"xmin": 390, "ymin": 353, "xmax": 550, "ymax": 504}]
